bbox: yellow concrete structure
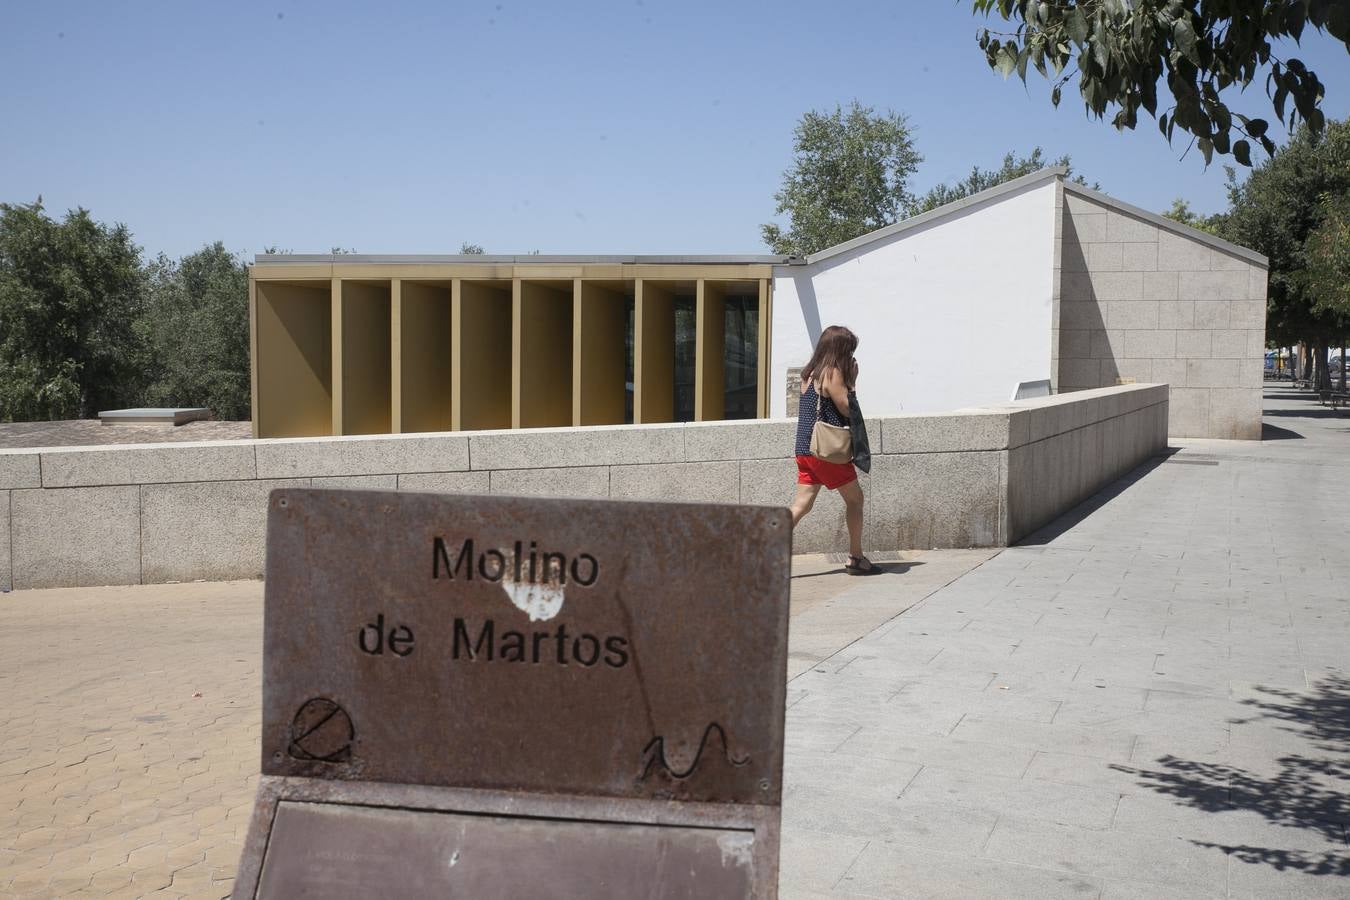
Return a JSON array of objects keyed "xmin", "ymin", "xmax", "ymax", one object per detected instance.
[
  {"xmin": 394, "ymin": 280, "xmax": 453, "ymax": 433},
  {"xmin": 514, "ymin": 279, "xmax": 574, "ymax": 428},
  {"xmin": 453, "ymin": 280, "xmax": 513, "ymax": 431},
  {"xmin": 695, "ymin": 281, "xmax": 726, "ymax": 421},
  {"xmin": 249, "ymin": 258, "xmax": 772, "ymax": 438},
  {"xmin": 252, "ymin": 280, "xmax": 332, "ymax": 438},
  {"xmin": 633, "ymin": 279, "xmax": 680, "ymax": 425},
  {"xmin": 574, "ymin": 280, "xmax": 630, "ymax": 426},
  {"xmin": 337, "ymin": 280, "xmax": 392, "ymax": 435}
]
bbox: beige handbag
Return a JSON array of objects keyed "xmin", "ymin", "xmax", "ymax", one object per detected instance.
[{"xmin": 809, "ymin": 382, "xmax": 853, "ymax": 464}]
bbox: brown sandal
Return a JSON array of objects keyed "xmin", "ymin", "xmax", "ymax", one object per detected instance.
[{"xmin": 845, "ymin": 555, "xmax": 882, "ymax": 576}]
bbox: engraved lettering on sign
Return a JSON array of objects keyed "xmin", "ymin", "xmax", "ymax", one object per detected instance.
[
  {"xmin": 357, "ymin": 613, "xmax": 416, "ymax": 657},
  {"xmin": 640, "ymin": 723, "xmax": 749, "ymax": 781},
  {"xmin": 288, "ymin": 699, "xmax": 354, "ymax": 763},
  {"xmin": 452, "ymin": 619, "xmax": 630, "ymax": 668},
  {"xmin": 432, "ymin": 538, "xmax": 599, "ymax": 587}
]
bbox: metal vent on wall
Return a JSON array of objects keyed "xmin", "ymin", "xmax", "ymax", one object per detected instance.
[{"xmin": 1012, "ymin": 380, "xmax": 1052, "ymax": 401}]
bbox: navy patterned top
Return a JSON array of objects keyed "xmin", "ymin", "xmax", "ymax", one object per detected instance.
[{"xmin": 795, "ymin": 381, "xmax": 849, "ymax": 456}]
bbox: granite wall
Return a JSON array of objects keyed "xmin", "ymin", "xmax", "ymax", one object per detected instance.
[
  {"xmin": 1053, "ymin": 187, "xmax": 1267, "ymax": 440},
  {"xmin": 0, "ymin": 384, "xmax": 1168, "ymax": 590}
]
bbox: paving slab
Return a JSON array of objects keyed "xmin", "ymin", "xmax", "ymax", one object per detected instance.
[
  {"xmin": 779, "ymin": 386, "xmax": 1350, "ymax": 898},
  {"xmin": 839, "ymin": 842, "xmax": 1102, "ymax": 900}
]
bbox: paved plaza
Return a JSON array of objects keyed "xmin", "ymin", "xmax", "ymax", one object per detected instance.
[
  {"xmin": 1, "ymin": 386, "xmax": 1347, "ymax": 898},
  {"xmin": 781, "ymin": 387, "xmax": 1349, "ymax": 899},
  {"xmin": 0, "ymin": 421, "xmax": 251, "ymax": 451}
]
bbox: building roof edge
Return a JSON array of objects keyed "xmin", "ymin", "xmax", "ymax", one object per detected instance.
[
  {"xmin": 1061, "ymin": 180, "xmax": 1268, "ymax": 267},
  {"xmin": 800, "ymin": 166, "xmax": 1069, "ymax": 266},
  {"xmin": 250, "ymin": 253, "xmax": 787, "ymax": 266}
]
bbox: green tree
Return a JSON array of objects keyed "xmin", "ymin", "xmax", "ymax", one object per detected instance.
[
  {"xmin": 0, "ymin": 200, "xmax": 146, "ymax": 421},
  {"xmin": 906, "ymin": 148, "xmax": 1094, "ymax": 216},
  {"xmin": 1161, "ymin": 197, "xmax": 1224, "ymax": 234},
  {"xmin": 761, "ymin": 101, "xmax": 922, "ymax": 256},
  {"xmin": 973, "ymin": 1, "xmax": 1349, "ymax": 165},
  {"xmin": 1221, "ymin": 118, "xmax": 1350, "ymax": 389},
  {"xmin": 1302, "ymin": 193, "xmax": 1350, "ymax": 319},
  {"xmin": 137, "ymin": 242, "xmax": 252, "ymax": 420},
  {"xmin": 1302, "ymin": 192, "xmax": 1350, "ymax": 389},
  {"xmin": 459, "ymin": 242, "xmax": 486, "ymax": 254}
]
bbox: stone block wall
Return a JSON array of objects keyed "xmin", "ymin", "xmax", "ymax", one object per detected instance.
[
  {"xmin": 0, "ymin": 384, "xmax": 1168, "ymax": 590},
  {"xmin": 1004, "ymin": 389, "xmax": 1169, "ymax": 540},
  {"xmin": 785, "ymin": 367, "xmax": 802, "ymax": 417},
  {"xmin": 1053, "ymin": 187, "xmax": 1268, "ymax": 439}
]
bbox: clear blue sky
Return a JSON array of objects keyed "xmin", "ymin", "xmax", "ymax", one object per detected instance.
[{"xmin": 3, "ymin": 1, "xmax": 1348, "ymax": 260}]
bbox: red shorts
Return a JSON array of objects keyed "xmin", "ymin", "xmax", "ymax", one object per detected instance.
[{"xmin": 796, "ymin": 454, "xmax": 857, "ymax": 490}]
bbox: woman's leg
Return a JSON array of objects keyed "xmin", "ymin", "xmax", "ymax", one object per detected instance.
[
  {"xmin": 837, "ymin": 478, "xmax": 865, "ymax": 558},
  {"xmin": 790, "ymin": 483, "xmax": 821, "ymax": 527}
]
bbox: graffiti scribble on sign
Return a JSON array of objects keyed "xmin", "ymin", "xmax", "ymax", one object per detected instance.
[
  {"xmin": 640, "ymin": 723, "xmax": 749, "ymax": 780},
  {"xmin": 288, "ymin": 697, "xmax": 354, "ymax": 763}
]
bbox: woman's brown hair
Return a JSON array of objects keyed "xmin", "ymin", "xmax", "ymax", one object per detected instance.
[{"xmin": 802, "ymin": 325, "xmax": 858, "ymax": 389}]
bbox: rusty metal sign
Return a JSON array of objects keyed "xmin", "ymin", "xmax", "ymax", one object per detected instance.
[{"xmin": 234, "ymin": 488, "xmax": 791, "ymax": 899}]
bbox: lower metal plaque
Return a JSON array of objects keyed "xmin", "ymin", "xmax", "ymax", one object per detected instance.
[{"xmin": 259, "ymin": 801, "xmax": 754, "ymax": 899}]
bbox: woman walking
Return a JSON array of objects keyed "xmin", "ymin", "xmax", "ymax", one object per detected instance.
[{"xmin": 791, "ymin": 325, "xmax": 878, "ymax": 575}]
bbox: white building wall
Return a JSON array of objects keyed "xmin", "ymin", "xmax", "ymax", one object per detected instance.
[{"xmin": 769, "ymin": 179, "xmax": 1058, "ymax": 418}]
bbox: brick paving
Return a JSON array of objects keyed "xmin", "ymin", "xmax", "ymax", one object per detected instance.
[
  {"xmin": 0, "ymin": 421, "xmax": 251, "ymax": 451},
  {"xmin": 0, "ymin": 583, "xmax": 260, "ymax": 898}
]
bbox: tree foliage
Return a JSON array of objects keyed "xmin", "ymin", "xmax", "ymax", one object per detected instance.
[
  {"xmin": 459, "ymin": 242, "xmax": 486, "ymax": 254},
  {"xmin": 0, "ymin": 200, "xmax": 146, "ymax": 421},
  {"xmin": 973, "ymin": 1, "xmax": 1350, "ymax": 165},
  {"xmin": 1301, "ymin": 192, "xmax": 1350, "ymax": 319},
  {"xmin": 138, "ymin": 243, "xmax": 251, "ymax": 419},
  {"xmin": 761, "ymin": 101, "xmax": 922, "ymax": 256},
  {"xmin": 0, "ymin": 202, "xmax": 255, "ymax": 422},
  {"xmin": 906, "ymin": 147, "xmax": 1095, "ymax": 216},
  {"xmin": 1220, "ymin": 118, "xmax": 1350, "ymax": 385},
  {"xmin": 1161, "ymin": 197, "xmax": 1225, "ymax": 234}
]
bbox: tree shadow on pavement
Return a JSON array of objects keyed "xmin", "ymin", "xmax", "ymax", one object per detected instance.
[{"xmin": 1110, "ymin": 674, "xmax": 1350, "ymax": 877}]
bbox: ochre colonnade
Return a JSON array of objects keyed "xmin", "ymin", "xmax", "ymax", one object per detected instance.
[{"xmin": 250, "ymin": 263, "xmax": 772, "ymax": 439}]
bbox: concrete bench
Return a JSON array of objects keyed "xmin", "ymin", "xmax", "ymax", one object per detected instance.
[{"xmin": 99, "ymin": 407, "xmax": 210, "ymax": 426}]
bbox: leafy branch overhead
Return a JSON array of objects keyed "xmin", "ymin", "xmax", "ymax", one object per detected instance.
[{"xmin": 972, "ymin": 1, "xmax": 1350, "ymax": 165}]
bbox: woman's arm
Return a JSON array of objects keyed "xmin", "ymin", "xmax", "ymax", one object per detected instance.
[{"xmin": 821, "ymin": 366, "xmax": 851, "ymax": 419}]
